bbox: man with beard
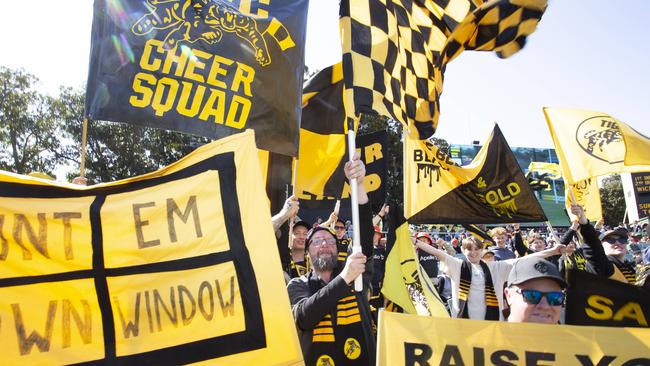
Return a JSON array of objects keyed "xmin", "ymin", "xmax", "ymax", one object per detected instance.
[{"xmin": 287, "ymin": 154, "xmax": 375, "ymax": 366}]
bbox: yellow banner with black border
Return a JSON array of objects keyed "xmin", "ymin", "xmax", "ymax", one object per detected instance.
[
  {"xmin": 378, "ymin": 311, "xmax": 650, "ymax": 366},
  {"xmin": 0, "ymin": 131, "xmax": 302, "ymax": 365}
]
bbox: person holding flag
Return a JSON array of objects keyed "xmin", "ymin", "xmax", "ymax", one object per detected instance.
[
  {"xmin": 415, "ymin": 236, "xmax": 565, "ymax": 320},
  {"xmin": 571, "ymin": 204, "xmax": 638, "ymax": 285},
  {"xmin": 287, "ymin": 153, "xmax": 375, "ymax": 366}
]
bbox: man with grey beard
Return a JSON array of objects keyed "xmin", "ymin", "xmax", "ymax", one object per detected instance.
[{"xmin": 287, "ymin": 153, "xmax": 375, "ymax": 366}]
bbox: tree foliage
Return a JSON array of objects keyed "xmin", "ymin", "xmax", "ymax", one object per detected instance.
[
  {"xmin": 0, "ymin": 67, "xmax": 60, "ymax": 175},
  {"xmin": 600, "ymin": 174, "xmax": 626, "ymax": 226},
  {"xmin": 0, "ymin": 66, "xmax": 209, "ymax": 183},
  {"xmin": 50, "ymin": 87, "xmax": 210, "ymax": 183}
]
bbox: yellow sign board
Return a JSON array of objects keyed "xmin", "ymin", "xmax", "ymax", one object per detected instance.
[{"xmin": 0, "ymin": 131, "xmax": 303, "ymax": 365}]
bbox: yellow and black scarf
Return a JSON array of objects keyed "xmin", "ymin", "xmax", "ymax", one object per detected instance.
[
  {"xmin": 458, "ymin": 260, "xmax": 499, "ymax": 320},
  {"xmin": 337, "ymin": 237, "xmax": 350, "ymax": 262},
  {"xmin": 309, "ymin": 291, "xmax": 373, "ymax": 366},
  {"xmin": 287, "ymin": 254, "xmax": 309, "ymax": 278}
]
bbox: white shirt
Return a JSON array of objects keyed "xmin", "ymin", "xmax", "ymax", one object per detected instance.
[{"xmin": 439, "ymin": 252, "xmax": 515, "ymax": 320}]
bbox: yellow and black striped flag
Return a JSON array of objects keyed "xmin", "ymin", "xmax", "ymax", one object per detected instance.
[
  {"xmin": 405, "ymin": 124, "xmax": 547, "ymax": 224},
  {"xmin": 340, "ymin": 0, "xmax": 547, "ymax": 139}
]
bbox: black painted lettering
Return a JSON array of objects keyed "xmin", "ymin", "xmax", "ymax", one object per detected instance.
[
  {"xmin": 178, "ymin": 285, "xmax": 196, "ymax": 325},
  {"xmin": 166, "ymin": 196, "xmax": 202, "ymax": 243},
  {"xmin": 404, "ymin": 342, "xmax": 432, "ymax": 366},
  {"xmin": 62, "ymin": 299, "xmax": 92, "ymax": 348},
  {"xmin": 440, "ymin": 344, "xmax": 465, "ymax": 366},
  {"xmin": 491, "ymin": 350, "xmax": 518, "ymax": 366},
  {"xmin": 53, "ymin": 212, "xmax": 82, "ymax": 260},
  {"xmin": 133, "ymin": 202, "xmax": 160, "ymax": 249},
  {"xmin": 12, "ymin": 301, "xmax": 57, "ymax": 355},
  {"xmin": 414, "ymin": 150, "xmax": 424, "ymax": 162},
  {"xmin": 575, "ymin": 354, "xmax": 616, "ymax": 366},
  {"xmin": 526, "ymin": 351, "xmax": 555, "ymax": 366},
  {"xmin": 114, "ymin": 294, "xmax": 141, "ymax": 338},
  {"xmin": 473, "ymin": 347, "xmax": 485, "ymax": 366},
  {"xmin": 144, "ymin": 291, "xmax": 154, "ymax": 333},
  {"xmin": 216, "ymin": 276, "xmax": 235, "ymax": 317},
  {"xmin": 198, "ymin": 281, "xmax": 215, "ymax": 321},
  {"xmin": 153, "ymin": 287, "xmax": 178, "ymax": 331},
  {"xmin": 13, "ymin": 213, "xmax": 49, "ymax": 259}
]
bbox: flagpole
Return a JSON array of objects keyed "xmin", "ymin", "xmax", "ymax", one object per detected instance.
[
  {"xmin": 288, "ymin": 157, "xmax": 299, "ymax": 249},
  {"xmin": 80, "ymin": 117, "xmax": 89, "ymax": 177},
  {"xmin": 347, "ymin": 117, "xmax": 363, "ymax": 292}
]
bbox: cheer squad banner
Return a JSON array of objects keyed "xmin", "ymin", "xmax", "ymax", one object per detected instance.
[{"xmin": 0, "ymin": 131, "xmax": 302, "ymax": 365}]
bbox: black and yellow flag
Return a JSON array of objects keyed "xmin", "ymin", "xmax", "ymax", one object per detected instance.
[
  {"xmin": 296, "ymin": 65, "xmax": 388, "ymax": 204},
  {"xmin": 543, "ymin": 107, "xmax": 650, "ymax": 184},
  {"xmin": 86, "ymin": 0, "xmax": 308, "ymax": 156},
  {"xmin": 340, "ymin": 0, "xmax": 547, "ymax": 139},
  {"xmin": 382, "ymin": 214, "xmax": 449, "ymax": 317},
  {"xmin": 405, "ymin": 125, "xmax": 547, "ymax": 224},
  {"xmin": 0, "ymin": 131, "xmax": 303, "ymax": 365},
  {"xmin": 462, "ymin": 224, "xmax": 495, "ymax": 246}
]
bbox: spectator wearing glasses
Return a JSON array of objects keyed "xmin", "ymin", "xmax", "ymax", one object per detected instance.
[
  {"xmin": 287, "ymin": 153, "xmax": 375, "ymax": 366},
  {"xmin": 333, "ymin": 218, "xmax": 351, "ymax": 263},
  {"xmin": 503, "ymin": 257, "xmax": 567, "ymax": 324},
  {"xmin": 570, "ymin": 204, "xmax": 637, "ymax": 285}
]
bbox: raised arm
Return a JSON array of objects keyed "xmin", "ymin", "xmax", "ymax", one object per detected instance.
[
  {"xmin": 271, "ymin": 195, "xmax": 299, "ymax": 232},
  {"xmin": 572, "ymin": 204, "xmax": 614, "ymax": 278},
  {"xmin": 415, "ymin": 239, "xmax": 450, "ymax": 261}
]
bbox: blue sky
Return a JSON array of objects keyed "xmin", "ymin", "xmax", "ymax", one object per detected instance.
[{"xmin": 0, "ymin": 0, "xmax": 648, "ymax": 148}]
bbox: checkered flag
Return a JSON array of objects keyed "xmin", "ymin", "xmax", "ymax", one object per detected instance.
[{"xmin": 340, "ymin": 0, "xmax": 547, "ymax": 139}]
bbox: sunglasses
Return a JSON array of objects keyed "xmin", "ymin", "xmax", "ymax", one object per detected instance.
[
  {"xmin": 603, "ymin": 236, "xmax": 627, "ymax": 245},
  {"xmin": 512, "ymin": 288, "xmax": 565, "ymax": 306},
  {"xmin": 335, "ymin": 226, "xmax": 346, "ymax": 230}
]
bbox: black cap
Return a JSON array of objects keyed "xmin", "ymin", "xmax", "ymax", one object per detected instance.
[
  {"xmin": 305, "ymin": 226, "xmax": 337, "ymax": 250},
  {"xmin": 292, "ymin": 220, "xmax": 310, "ymax": 231},
  {"xmin": 506, "ymin": 257, "xmax": 567, "ymax": 289},
  {"xmin": 599, "ymin": 227, "xmax": 629, "ymax": 241}
]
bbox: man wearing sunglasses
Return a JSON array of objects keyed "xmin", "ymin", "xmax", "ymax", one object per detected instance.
[
  {"xmin": 570, "ymin": 204, "xmax": 637, "ymax": 285},
  {"xmin": 503, "ymin": 257, "xmax": 567, "ymax": 324}
]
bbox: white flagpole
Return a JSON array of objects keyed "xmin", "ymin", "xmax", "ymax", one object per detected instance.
[{"xmin": 347, "ymin": 118, "xmax": 363, "ymax": 292}]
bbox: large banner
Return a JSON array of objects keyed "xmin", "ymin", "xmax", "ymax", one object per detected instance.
[
  {"xmin": 85, "ymin": 0, "xmax": 308, "ymax": 157},
  {"xmin": 566, "ymin": 270, "xmax": 650, "ymax": 328},
  {"xmin": 0, "ymin": 131, "xmax": 302, "ymax": 365},
  {"xmin": 377, "ymin": 311, "xmax": 650, "ymax": 366},
  {"xmin": 404, "ymin": 125, "xmax": 547, "ymax": 224}
]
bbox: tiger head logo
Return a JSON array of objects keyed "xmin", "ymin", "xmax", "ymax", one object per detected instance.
[
  {"xmin": 131, "ymin": 0, "xmax": 271, "ymax": 66},
  {"xmin": 575, "ymin": 115, "xmax": 624, "ymax": 163}
]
